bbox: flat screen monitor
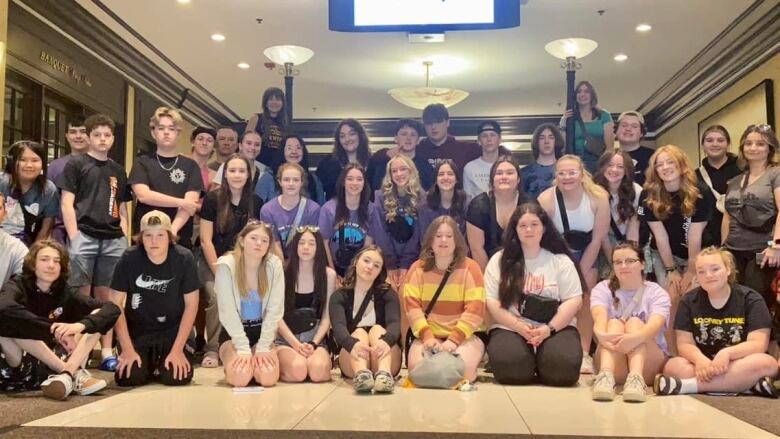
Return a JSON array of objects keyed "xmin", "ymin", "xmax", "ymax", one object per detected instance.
[{"xmin": 329, "ymin": 0, "xmax": 521, "ymax": 33}]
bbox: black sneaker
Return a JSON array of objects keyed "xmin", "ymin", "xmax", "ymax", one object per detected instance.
[{"xmin": 751, "ymin": 376, "xmax": 779, "ymax": 399}]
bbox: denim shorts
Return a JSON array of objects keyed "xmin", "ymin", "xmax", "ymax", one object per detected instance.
[{"xmin": 68, "ymin": 233, "xmax": 127, "ymax": 287}]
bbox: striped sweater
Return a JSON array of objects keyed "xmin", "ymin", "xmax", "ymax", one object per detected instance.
[{"xmin": 402, "ymin": 258, "xmax": 486, "ymax": 345}]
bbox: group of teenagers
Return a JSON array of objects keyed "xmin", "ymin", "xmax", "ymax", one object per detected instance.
[{"xmin": 0, "ymin": 82, "xmax": 779, "ymax": 405}]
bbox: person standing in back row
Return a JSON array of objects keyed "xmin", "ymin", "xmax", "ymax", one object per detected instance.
[{"xmin": 417, "ymin": 104, "xmax": 480, "ymax": 180}]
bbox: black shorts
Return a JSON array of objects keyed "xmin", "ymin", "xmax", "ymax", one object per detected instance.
[{"xmin": 219, "ymin": 319, "xmax": 262, "ymax": 348}]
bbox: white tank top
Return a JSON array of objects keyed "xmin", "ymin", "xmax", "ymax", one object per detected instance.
[{"xmin": 552, "ymin": 191, "xmax": 595, "ymax": 233}]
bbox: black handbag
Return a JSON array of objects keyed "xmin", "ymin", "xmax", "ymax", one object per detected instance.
[
  {"xmin": 284, "ymin": 308, "xmax": 319, "ymax": 335},
  {"xmin": 556, "ymin": 188, "xmax": 592, "ymax": 251},
  {"xmin": 404, "ymin": 267, "xmax": 453, "ymax": 361},
  {"xmin": 518, "ymin": 293, "xmax": 560, "ymax": 324},
  {"xmin": 386, "ymin": 215, "xmax": 414, "ymax": 243}
]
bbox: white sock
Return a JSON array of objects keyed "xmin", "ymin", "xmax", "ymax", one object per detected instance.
[
  {"xmin": 679, "ymin": 377, "xmax": 698, "ymax": 394},
  {"xmin": 101, "ymin": 347, "xmax": 114, "ymax": 359}
]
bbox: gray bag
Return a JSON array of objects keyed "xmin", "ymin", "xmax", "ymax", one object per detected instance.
[{"xmin": 408, "ymin": 351, "xmax": 466, "ymax": 389}]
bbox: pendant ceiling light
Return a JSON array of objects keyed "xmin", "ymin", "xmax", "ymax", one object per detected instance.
[{"xmin": 388, "ymin": 61, "xmax": 469, "ymax": 110}]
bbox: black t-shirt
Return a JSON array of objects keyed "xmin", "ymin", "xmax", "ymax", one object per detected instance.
[
  {"xmin": 254, "ymin": 114, "xmax": 285, "ymax": 171},
  {"xmin": 626, "ymin": 146, "xmax": 655, "ymax": 186},
  {"xmin": 637, "ymin": 181, "xmax": 715, "ymax": 259},
  {"xmin": 128, "ymin": 154, "xmax": 203, "ymax": 247},
  {"xmin": 696, "ymin": 154, "xmax": 741, "ymax": 246},
  {"xmin": 57, "ymin": 154, "xmax": 132, "ymax": 239},
  {"xmin": 199, "ymin": 191, "xmax": 263, "ymax": 256},
  {"xmin": 110, "ymin": 245, "xmax": 200, "ymax": 338},
  {"xmin": 465, "ymin": 192, "xmax": 532, "ymax": 257},
  {"xmin": 675, "ymin": 284, "xmax": 772, "ymax": 359},
  {"xmin": 316, "ymin": 155, "xmax": 345, "ymax": 202}
]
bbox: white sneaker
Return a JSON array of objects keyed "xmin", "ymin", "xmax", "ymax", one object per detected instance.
[
  {"xmin": 40, "ymin": 372, "xmax": 74, "ymax": 400},
  {"xmin": 591, "ymin": 371, "xmax": 616, "ymax": 401},
  {"xmin": 622, "ymin": 373, "xmax": 647, "ymax": 403},
  {"xmin": 580, "ymin": 353, "xmax": 594, "ymax": 374},
  {"xmin": 73, "ymin": 368, "xmax": 107, "ymax": 396}
]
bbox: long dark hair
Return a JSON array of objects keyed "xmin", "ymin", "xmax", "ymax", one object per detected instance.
[
  {"xmin": 217, "ymin": 154, "xmax": 255, "ymax": 234},
  {"xmin": 261, "ymin": 87, "xmax": 288, "ymax": 128},
  {"xmin": 283, "ymin": 229, "xmax": 329, "ymax": 316},
  {"xmin": 280, "ymin": 134, "xmax": 318, "ymax": 199},
  {"xmin": 343, "ymin": 245, "xmax": 390, "ymax": 293},
  {"xmin": 608, "ymin": 242, "xmax": 645, "ymax": 310},
  {"xmin": 426, "ymin": 159, "xmax": 468, "ymax": 222},
  {"xmin": 497, "ymin": 202, "xmax": 586, "ymax": 309},
  {"xmin": 332, "ymin": 119, "xmax": 370, "ymax": 166},
  {"xmin": 5, "ymin": 141, "xmax": 48, "ymax": 193},
  {"xmin": 593, "ymin": 149, "xmax": 637, "ymax": 224},
  {"xmin": 334, "ymin": 163, "xmax": 371, "ymax": 229}
]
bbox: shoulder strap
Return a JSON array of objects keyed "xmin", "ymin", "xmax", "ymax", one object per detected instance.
[
  {"xmin": 555, "ymin": 188, "xmax": 571, "ymax": 233},
  {"xmin": 424, "ymin": 267, "xmax": 453, "ymax": 317},
  {"xmin": 610, "ymin": 216, "xmax": 625, "ymax": 241},
  {"xmin": 620, "ymin": 282, "xmax": 646, "ymax": 321},
  {"xmin": 351, "ymin": 290, "xmax": 374, "ymax": 328},
  {"xmin": 698, "ymin": 165, "xmax": 722, "ymax": 199},
  {"xmin": 488, "ymin": 195, "xmax": 500, "ymax": 247},
  {"xmin": 575, "ymin": 116, "xmax": 595, "ymax": 143},
  {"xmin": 286, "ymin": 198, "xmax": 308, "ymax": 246}
]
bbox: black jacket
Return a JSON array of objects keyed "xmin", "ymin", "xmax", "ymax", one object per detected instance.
[
  {"xmin": 0, "ymin": 276, "xmax": 120, "ymax": 343},
  {"xmin": 328, "ymin": 285, "xmax": 400, "ymax": 352}
]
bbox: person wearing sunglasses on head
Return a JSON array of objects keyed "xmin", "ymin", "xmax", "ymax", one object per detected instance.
[
  {"xmin": 198, "ymin": 154, "xmax": 263, "ymax": 368},
  {"xmin": 721, "ymin": 124, "xmax": 780, "ymax": 310},
  {"xmin": 260, "ymin": 162, "xmax": 320, "ymax": 260}
]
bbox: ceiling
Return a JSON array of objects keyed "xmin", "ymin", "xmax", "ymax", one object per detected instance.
[{"xmin": 75, "ymin": 0, "xmax": 754, "ymax": 121}]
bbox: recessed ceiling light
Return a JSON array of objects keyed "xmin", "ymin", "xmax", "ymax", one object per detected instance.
[
  {"xmin": 614, "ymin": 53, "xmax": 628, "ymax": 62},
  {"xmin": 636, "ymin": 23, "xmax": 652, "ymax": 32},
  {"xmin": 237, "ymin": 62, "xmax": 250, "ymax": 69},
  {"xmin": 211, "ymin": 34, "xmax": 226, "ymax": 42}
]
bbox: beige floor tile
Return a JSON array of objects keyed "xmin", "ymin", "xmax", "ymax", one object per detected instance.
[
  {"xmin": 294, "ymin": 379, "xmax": 530, "ymax": 434},
  {"xmin": 504, "ymin": 378, "xmax": 777, "ymax": 438}
]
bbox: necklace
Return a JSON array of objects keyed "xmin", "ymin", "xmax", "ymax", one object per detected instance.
[{"xmin": 156, "ymin": 153, "xmax": 179, "ymax": 171}]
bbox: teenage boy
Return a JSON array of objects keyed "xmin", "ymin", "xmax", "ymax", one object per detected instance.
[
  {"xmin": 110, "ymin": 211, "xmax": 200, "ymax": 387},
  {"xmin": 463, "ymin": 120, "xmax": 507, "ymax": 198},
  {"xmin": 208, "ymin": 126, "xmax": 239, "ymax": 171},
  {"xmin": 47, "ymin": 115, "xmax": 89, "ymax": 244},
  {"xmin": 0, "ymin": 193, "xmax": 28, "ymax": 285},
  {"xmin": 366, "ymin": 118, "xmax": 434, "ymax": 191},
  {"xmin": 211, "ymin": 131, "xmax": 275, "ymax": 202},
  {"xmin": 521, "ymin": 123, "xmax": 565, "ymax": 199},
  {"xmin": 188, "ymin": 127, "xmax": 217, "ymax": 192},
  {"xmin": 615, "ymin": 111, "xmax": 655, "ymax": 186},
  {"xmin": 58, "ymin": 114, "xmax": 131, "ymax": 372},
  {"xmin": 417, "ymin": 103, "xmax": 480, "ymax": 179},
  {"xmin": 129, "ymin": 107, "xmax": 203, "ymax": 249}
]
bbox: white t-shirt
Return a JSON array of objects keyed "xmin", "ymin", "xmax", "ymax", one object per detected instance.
[
  {"xmin": 485, "ymin": 248, "xmax": 582, "ymax": 329},
  {"xmin": 462, "ymin": 157, "xmax": 493, "ymax": 199},
  {"xmin": 609, "ymin": 182, "xmax": 643, "ymax": 237},
  {"xmin": 354, "ymin": 292, "xmax": 376, "ymax": 328}
]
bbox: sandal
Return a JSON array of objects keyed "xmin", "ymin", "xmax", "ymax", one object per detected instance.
[
  {"xmin": 201, "ymin": 352, "xmax": 219, "ymax": 368},
  {"xmin": 99, "ymin": 355, "xmax": 118, "ymax": 372}
]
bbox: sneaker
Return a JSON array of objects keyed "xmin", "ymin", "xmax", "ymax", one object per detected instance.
[
  {"xmin": 372, "ymin": 370, "xmax": 394, "ymax": 394},
  {"xmin": 73, "ymin": 368, "xmax": 107, "ymax": 396},
  {"xmin": 653, "ymin": 373, "xmax": 682, "ymax": 396},
  {"xmin": 99, "ymin": 355, "xmax": 118, "ymax": 372},
  {"xmin": 580, "ymin": 354, "xmax": 594, "ymax": 374},
  {"xmin": 750, "ymin": 376, "xmax": 779, "ymax": 399},
  {"xmin": 40, "ymin": 372, "xmax": 74, "ymax": 400},
  {"xmin": 591, "ymin": 371, "xmax": 616, "ymax": 401},
  {"xmin": 353, "ymin": 369, "xmax": 374, "ymax": 393},
  {"xmin": 622, "ymin": 373, "xmax": 647, "ymax": 403}
]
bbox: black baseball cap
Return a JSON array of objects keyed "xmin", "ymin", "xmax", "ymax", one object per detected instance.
[
  {"xmin": 422, "ymin": 103, "xmax": 449, "ymax": 124},
  {"xmin": 477, "ymin": 120, "xmax": 501, "ymax": 136},
  {"xmin": 191, "ymin": 126, "xmax": 217, "ymax": 142}
]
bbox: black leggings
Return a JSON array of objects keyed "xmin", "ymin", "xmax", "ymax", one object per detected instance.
[
  {"xmin": 115, "ymin": 330, "xmax": 195, "ymax": 387},
  {"xmin": 487, "ymin": 326, "xmax": 582, "ymax": 386},
  {"xmin": 731, "ymin": 249, "xmax": 777, "ymax": 309}
]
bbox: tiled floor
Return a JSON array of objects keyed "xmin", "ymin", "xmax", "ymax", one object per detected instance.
[{"xmin": 24, "ymin": 368, "xmax": 777, "ymax": 438}]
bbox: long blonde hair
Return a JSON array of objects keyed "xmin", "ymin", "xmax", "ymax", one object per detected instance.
[
  {"xmin": 644, "ymin": 145, "xmax": 700, "ymax": 219},
  {"xmin": 553, "ymin": 154, "xmax": 608, "ymax": 200},
  {"xmin": 231, "ymin": 222, "xmax": 274, "ymax": 298},
  {"xmin": 381, "ymin": 154, "xmax": 421, "ymax": 221}
]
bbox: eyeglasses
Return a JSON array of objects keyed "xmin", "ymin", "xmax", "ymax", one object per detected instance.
[
  {"xmin": 296, "ymin": 225, "xmax": 320, "ymax": 233},
  {"xmin": 613, "ymin": 258, "xmax": 640, "ymax": 267},
  {"xmin": 556, "ymin": 170, "xmax": 581, "ymax": 178}
]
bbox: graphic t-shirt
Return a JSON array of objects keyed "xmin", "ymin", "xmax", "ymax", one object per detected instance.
[
  {"xmin": 520, "ymin": 162, "xmax": 555, "ymax": 199},
  {"xmin": 110, "ymin": 245, "xmax": 200, "ymax": 337},
  {"xmin": 318, "ymin": 199, "xmax": 381, "ymax": 271},
  {"xmin": 637, "ymin": 181, "xmax": 715, "ymax": 259},
  {"xmin": 625, "ymin": 146, "xmax": 655, "ymax": 186},
  {"xmin": 484, "ymin": 249, "xmax": 582, "ymax": 328},
  {"xmin": 674, "ymin": 284, "xmax": 772, "ymax": 359},
  {"xmin": 0, "ymin": 173, "xmax": 59, "ymax": 244},
  {"xmin": 58, "ymin": 154, "xmax": 131, "ymax": 239},
  {"xmin": 200, "ymin": 191, "xmax": 263, "ymax": 257},
  {"xmin": 129, "ymin": 154, "xmax": 203, "ymax": 247},
  {"xmin": 462, "ymin": 157, "xmax": 494, "ymax": 199},
  {"xmin": 254, "ymin": 114, "xmax": 285, "ymax": 170}
]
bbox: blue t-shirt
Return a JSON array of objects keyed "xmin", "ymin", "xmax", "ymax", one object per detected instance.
[
  {"xmin": 240, "ymin": 289, "xmax": 263, "ymax": 321},
  {"xmin": 520, "ymin": 162, "xmax": 555, "ymax": 199},
  {"xmin": 0, "ymin": 172, "xmax": 59, "ymax": 244},
  {"xmin": 573, "ymin": 109, "xmax": 613, "ymax": 171}
]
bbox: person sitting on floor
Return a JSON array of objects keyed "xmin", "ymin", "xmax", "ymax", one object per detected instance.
[
  {"xmin": 329, "ymin": 245, "xmax": 402, "ymax": 393},
  {"xmin": 0, "ymin": 240, "xmax": 119, "ymax": 400},
  {"xmin": 590, "ymin": 242, "xmax": 671, "ymax": 403},
  {"xmin": 110, "ymin": 211, "xmax": 200, "ymax": 387},
  {"xmin": 215, "ymin": 221, "xmax": 284, "ymax": 388},
  {"xmin": 654, "ymin": 246, "xmax": 779, "ymax": 398}
]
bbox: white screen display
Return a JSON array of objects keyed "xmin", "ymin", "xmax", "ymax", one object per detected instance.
[{"xmin": 354, "ymin": 0, "xmax": 495, "ymax": 26}]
